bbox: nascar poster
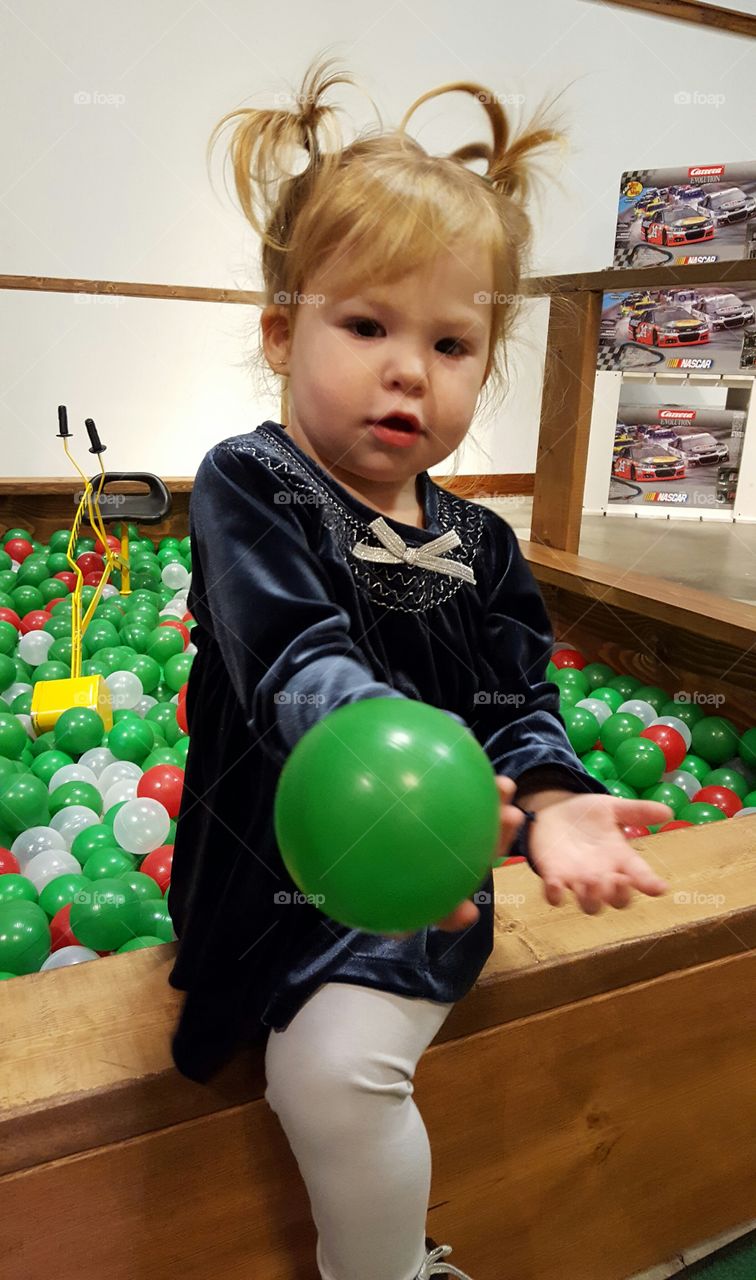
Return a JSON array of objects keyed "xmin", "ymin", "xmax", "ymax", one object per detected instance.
[
  {"xmin": 597, "ymin": 281, "xmax": 756, "ymax": 372},
  {"xmin": 614, "ymin": 163, "xmax": 756, "ymax": 268},
  {"xmin": 608, "ymin": 404, "xmax": 745, "ymax": 511}
]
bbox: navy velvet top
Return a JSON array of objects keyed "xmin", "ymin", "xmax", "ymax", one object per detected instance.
[{"xmin": 167, "ymin": 421, "xmax": 609, "ymax": 1083}]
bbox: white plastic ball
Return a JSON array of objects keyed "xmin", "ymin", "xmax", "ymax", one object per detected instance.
[
  {"xmin": 10, "ymin": 825, "xmax": 66, "ymax": 869},
  {"xmin": 662, "ymin": 769, "xmax": 701, "ymax": 801},
  {"xmin": 51, "ymin": 805, "xmax": 100, "ymax": 848},
  {"xmin": 24, "ymin": 848, "xmax": 81, "ymax": 892},
  {"xmin": 98, "ymin": 761, "xmax": 142, "ymax": 793},
  {"xmin": 78, "ymin": 746, "xmax": 116, "ymax": 777},
  {"xmin": 162, "ymin": 563, "xmax": 189, "ymax": 590},
  {"xmin": 16, "ymin": 714, "xmax": 37, "ymax": 739},
  {"xmin": 2, "ymin": 682, "xmax": 32, "ymax": 704},
  {"xmin": 17, "ymin": 630, "xmax": 54, "ymax": 666},
  {"xmin": 103, "ymin": 779, "xmax": 139, "ymax": 810},
  {"xmin": 133, "ymin": 696, "xmax": 157, "ymax": 718},
  {"xmin": 185, "ymin": 642, "xmax": 197, "ymax": 656},
  {"xmin": 101, "ymin": 584, "xmax": 120, "ymax": 598},
  {"xmin": 41, "ymin": 945, "xmax": 100, "ymax": 971},
  {"xmin": 48, "ymin": 764, "xmax": 98, "ymax": 794},
  {"xmin": 576, "ymin": 697, "xmax": 612, "ymax": 726},
  {"xmin": 617, "ymin": 699, "xmax": 657, "ymax": 728},
  {"xmin": 113, "ymin": 797, "xmax": 170, "ymax": 856},
  {"xmin": 734, "ymin": 807, "xmax": 756, "ymax": 818},
  {"xmin": 650, "ymin": 715, "xmax": 692, "ymax": 751},
  {"xmin": 104, "ymin": 670, "xmax": 144, "ymax": 711}
]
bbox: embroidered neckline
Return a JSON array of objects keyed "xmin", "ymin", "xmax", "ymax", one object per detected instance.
[{"xmin": 222, "ymin": 422, "xmax": 488, "ymax": 614}]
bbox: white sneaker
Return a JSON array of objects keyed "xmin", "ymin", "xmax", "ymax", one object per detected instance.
[{"xmin": 417, "ymin": 1236, "xmax": 475, "ymax": 1278}]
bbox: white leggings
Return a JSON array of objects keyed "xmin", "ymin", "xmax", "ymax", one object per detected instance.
[{"xmin": 264, "ymin": 981, "xmax": 455, "ymax": 1280}]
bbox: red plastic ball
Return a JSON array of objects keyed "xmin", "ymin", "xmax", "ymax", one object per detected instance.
[
  {"xmin": 75, "ymin": 552, "xmax": 105, "ymax": 576},
  {"xmin": 53, "ymin": 571, "xmax": 77, "ymax": 592},
  {"xmin": 94, "ymin": 534, "xmax": 120, "ymax": 556},
  {"xmin": 181, "ymin": 612, "xmax": 194, "ymax": 622},
  {"xmin": 177, "ymin": 682, "xmax": 188, "ymax": 704},
  {"xmin": 50, "ymin": 903, "xmax": 78, "ymax": 952},
  {"xmin": 0, "ymin": 848, "xmax": 21, "ymax": 874},
  {"xmin": 5, "ymin": 537, "xmax": 34, "ymax": 564},
  {"xmin": 46, "ymin": 596, "xmax": 68, "ymax": 610},
  {"xmin": 694, "ymin": 785, "xmax": 742, "ymax": 818},
  {"xmin": 139, "ymin": 844, "xmax": 173, "ymax": 893},
  {"xmin": 659, "ymin": 820, "xmax": 693, "ymax": 832},
  {"xmin": 552, "ymin": 648, "xmax": 585, "ymax": 670},
  {"xmin": 136, "ymin": 765, "xmax": 185, "ymax": 818},
  {"xmin": 621, "ymin": 824, "xmax": 650, "ymax": 839},
  {"xmin": 158, "ymin": 619, "xmax": 189, "ymax": 647},
  {"xmin": 176, "ymin": 700, "xmax": 188, "ymax": 734},
  {"xmin": 640, "ymin": 724, "xmax": 687, "ymax": 772},
  {"xmin": 19, "ymin": 609, "xmax": 52, "ymax": 635},
  {"xmin": 0, "ymin": 609, "xmax": 21, "ymax": 629},
  {"xmin": 83, "ymin": 571, "xmax": 105, "ymax": 587}
]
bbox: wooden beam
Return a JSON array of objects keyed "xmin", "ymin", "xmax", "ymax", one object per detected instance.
[
  {"xmin": 530, "ymin": 291, "xmax": 602, "ymax": 552},
  {"xmin": 589, "ymin": 0, "xmax": 756, "ymax": 39}
]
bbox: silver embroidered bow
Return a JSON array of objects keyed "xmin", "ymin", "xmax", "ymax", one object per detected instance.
[{"xmin": 351, "ymin": 516, "xmax": 476, "ymax": 584}]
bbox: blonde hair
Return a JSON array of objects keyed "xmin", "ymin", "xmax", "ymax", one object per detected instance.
[{"xmin": 208, "ymin": 52, "xmax": 566, "ymax": 486}]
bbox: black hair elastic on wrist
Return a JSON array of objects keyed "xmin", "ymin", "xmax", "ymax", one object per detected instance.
[{"xmin": 513, "ymin": 806, "xmax": 538, "ymax": 873}]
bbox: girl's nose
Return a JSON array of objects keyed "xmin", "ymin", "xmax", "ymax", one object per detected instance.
[{"xmin": 383, "ymin": 348, "xmax": 429, "ymax": 393}]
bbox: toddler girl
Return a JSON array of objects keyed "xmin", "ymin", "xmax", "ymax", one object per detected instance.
[{"xmin": 168, "ymin": 54, "xmax": 671, "ymax": 1280}]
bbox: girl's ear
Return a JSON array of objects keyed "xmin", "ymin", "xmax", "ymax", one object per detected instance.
[{"xmin": 261, "ymin": 304, "xmax": 292, "ymax": 373}]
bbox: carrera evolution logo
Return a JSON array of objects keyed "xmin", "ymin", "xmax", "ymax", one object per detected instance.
[
  {"xmin": 688, "ymin": 165, "xmax": 725, "ymax": 179},
  {"xmin": 659, "ymin": 409, "xmax": 696, "ymax": 420},
  {"xmin": 643, "ymin": 491, "xmax": 690, "ymax": 504},
  {"xmin": 674, "ymin": 255, "xmax": 717, "ymax": 264},
  {"xmin": 666, "ymin": 357, "xmax": 714, "ymax": 369}
]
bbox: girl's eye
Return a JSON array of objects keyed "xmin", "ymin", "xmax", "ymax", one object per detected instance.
[
  {"xmin": 345, "ymin": 317, "xmax": 382, "ymax": 338},
  {"xmin": 344, "ymin": 318, "xmax": 467, "ymax": 357},
  {"xmin": 436, "ymin": 337, "xmax": 468, "ymax": 358}
]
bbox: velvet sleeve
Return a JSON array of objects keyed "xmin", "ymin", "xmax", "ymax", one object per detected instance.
[
  {"xmin": 186, "ymin": 440, "xmax": 409, "ymax": 768},
  {"xmin": 476, "ymin": 514, "xmax": 610, "ymax": 802}
]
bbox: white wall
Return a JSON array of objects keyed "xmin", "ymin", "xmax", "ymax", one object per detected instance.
[{"xmin": 1, "ymin": 0, "xmax": 755, "ymax": 477}]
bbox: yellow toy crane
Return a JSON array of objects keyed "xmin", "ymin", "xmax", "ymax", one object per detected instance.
[{"xmin": 30, "ymin": 407, "xmax": 171, "ymax": 737}]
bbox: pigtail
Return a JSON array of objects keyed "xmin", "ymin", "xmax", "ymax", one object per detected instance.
[
  {"xmin": 206, "ymin": 54, "xmax": 355, "ymax": 253},
  {"xmin": 398, "ymin": 80, "xmax": 565, "ymax": 207}
]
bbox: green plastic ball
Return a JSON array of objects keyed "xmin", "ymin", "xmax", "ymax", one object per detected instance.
[
  {"xmin": 0, "ymin": 899, "xmax": 50, "ymax": 973},
  {"xmin": 107, "ymin": 717, "xmax": 155, "ymax": 764},
  {"xmin": 48, "ymin": 780, "xmax": 103, "ymax": 819},
  {"xmin": 54, "ymin": 707, "xmax": 105, "ymax": 756},
  {"xmin": 0, "ymin": 772, "xmax": 50, "ymax": 834},
  {"xmin": 691, "ymin": 717, "xmax": 739, "ymax": 766},
  {"xmin": 0, "ymin": 713, "xmax": 27, "ymax": 761},
  {"xmin": 678, "ymin": 802, "xmax": 727, "ymax": 825},
  {"xmin": 563, "ymin": 706, "xmax": 600, "ymax": 755},
  {"xmin": 274, "ymin": 699, "xmax": 500, "ymax": 934},
  {"xmin": 68, "ymin": 879, "xmax": 142, "ymax": 951},
  {"xmin": 599, "ymin": 712, "xmax": 644, "ymax": 756},
  {"xmin": 614, "ymin": 738, "xmax": 665, "ymax": 789}
]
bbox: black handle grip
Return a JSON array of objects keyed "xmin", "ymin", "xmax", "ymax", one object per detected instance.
[
  {"xmin": 57, "ymin": 405, "xmax": 71, "ymax": 438},
  {"xmin": 85, "ymin": 417, "xmax": 106, "ymax": 455}
]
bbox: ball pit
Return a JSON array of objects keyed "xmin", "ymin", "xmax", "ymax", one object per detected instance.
[{"xmin": 0, "ymin": 523, "xmax": 192, "ymax": 978}]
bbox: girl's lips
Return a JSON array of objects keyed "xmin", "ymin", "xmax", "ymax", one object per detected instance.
[{"xmin": 369, "ymin": 421, "xmax": 423, "ymax": 448}]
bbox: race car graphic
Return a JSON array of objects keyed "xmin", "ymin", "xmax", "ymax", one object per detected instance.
[
  {"xmin": 613, "ymin": 426, "xmax": 639, "ymax": 454},
  {"xmin": 677, "ymin": 433, "xmax": 729, "ymax": 466},
  {"xmin": 640, "ymin": 203, "xmax": 715, "ymax": 246},
  {"xmin": 638, "ymin": 425, "xmax": 683, "ymax": 447},
  {"xmin": 628, "ymin": 305, "xmax": 710, "ymax": 347},
  {"xmin": 619, "ymin": 291, "xmax": 658, "ymax": 318},
  {"xmin": 695, "ymin": 293, "xmax": 755, "ymax": 330},
  {"xmin": 668, "ymin": 184, "xmax": 707, "ymax": 205},
  {"xmin": 693, "ymin": 187, "xmax": 756, "ymax": 225},
  {"xmin": 632, "ymin": 188, "xmax": 668, "ymax": 218},
  {"xmin": 612, "ymin": 444, "xmax": 687, "ymax": 482}
]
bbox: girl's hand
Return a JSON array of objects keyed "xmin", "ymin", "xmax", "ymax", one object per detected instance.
[
  {"xmin": 386, "ymin": 776, "xmax": 524, "ymax": 938},
  {"xmin": 527, "ymin": 793, "xmax": 673, "ymax": 914}
]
